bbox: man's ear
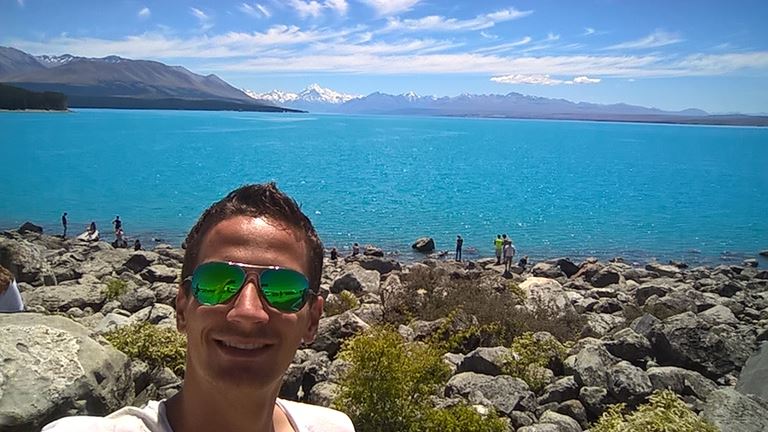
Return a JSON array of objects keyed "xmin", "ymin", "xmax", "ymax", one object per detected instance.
[
  {"xmin": 176, "ymin": 284, "xmax": 190, "ymax": 332},
  {"xmin": 302, "ymin": 296, "xmax": 324, "ymax": 344}
]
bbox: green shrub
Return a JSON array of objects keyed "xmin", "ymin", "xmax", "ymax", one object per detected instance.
[
  {"xmin": 419, "ymin": 404, "xmax": 508, "ymax": 432},
  {"xmin": 591, "ymin": 390, "xmax": 719, "ymax": 432},
  {"xmin": 103, "ymin": 278, "xmax": 128, "ymax": 301},
  {"xmin": 386, "ymin": 266, "xmax": 584, "ymax": 348},
  {"xmin": 325, "ymin": 290, "xmax": 360, "ymax": 316},
  {"xmin": 104, "ymin": 322, "xmax": 187, "ymax": 377},
  {"xmin": 334, "ymin": 325, "xmax": 506, "ymax": 432},
  {"xmin": 503, "ymin": 332, "xmax": 566, "ymax": 392}
]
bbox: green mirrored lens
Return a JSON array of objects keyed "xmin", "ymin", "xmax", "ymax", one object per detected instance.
[
  {"xmin": 191, "ymin": 262, "xmax": 245, "ymax": 305},
  {"xmin": 260, "ymin": 269, "xmax": 309, "ymax": 312}
]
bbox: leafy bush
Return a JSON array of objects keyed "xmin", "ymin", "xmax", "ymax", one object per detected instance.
[
  {"xmin": 419, "ymin": 404, "xmax": 508, "ymax": 432},
  {"xmin": 503, "ymin": 332, "xmax": 566, "ymax": 392},
  {"xmin": 104, "ymin": 322, "xmax": 187, "ymax": 377},
  {"xmin": 334, "ymin": 325, "xmax": 506, "ymax": 432},
  {"xmin": 325, "ymin": 290, "xmax": 360, "ymax": 316},
  {"xmin": 385, "ymin": 265, "xmax": 584, "ymax": 348},
  {"xmin": 103, "ymin": 278, "xmax": 128, "ymax": 301},
  {"xmin": 591, "ymin": 390, "xmax": 719, "ymax": 432}
]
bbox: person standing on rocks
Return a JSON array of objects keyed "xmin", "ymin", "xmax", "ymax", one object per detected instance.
[
  {"xmin": 503, "ymin": 239, "xmax": 516, "ymax": 273},
  {"xmin": 455, "ymin": 235, "xmax": 463, "ymax": 261},
  {"xmin": 494, "ymin": 234, "xmax": 503, "ymax": 264},
  {"xmin": 351, "ymin": 242, "xmax": 360, "ymax": 257},
  {"xmin": 113, "ymin": 215, "xmax": 122, "ymax": 233},
  {"xmin": 43, "ymin": 182, "xmax": 354, "ymax": 432},
  {"xmin": 0, "ymin": 264, "xmax": 23, "ymax": 312},
  {"xmin": 61, "ymin": 212, "xmax": 68, "ymax": 238}
]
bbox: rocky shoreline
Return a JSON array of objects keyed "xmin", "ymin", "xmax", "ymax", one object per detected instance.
[{"xmin": 1, "ymin": 227, "xmax": 768, "ymax": 431}]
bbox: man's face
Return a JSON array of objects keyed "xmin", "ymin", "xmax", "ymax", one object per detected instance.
[{"xmin": 176, "ymin": 215, "xmax": 323, "ymax": 391}]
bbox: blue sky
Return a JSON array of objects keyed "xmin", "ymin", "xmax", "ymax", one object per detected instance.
[{"xmin": 3, "ymin": 0, "xmax": 768, "ymax": 113}]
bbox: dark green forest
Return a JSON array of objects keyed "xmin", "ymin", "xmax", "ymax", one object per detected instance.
[{"xmin": 0, "ymin": 83, "xmax": 67, "ymax": 110}]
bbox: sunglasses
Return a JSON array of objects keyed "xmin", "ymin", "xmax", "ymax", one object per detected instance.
[{"xmin": 185, "ymin": 261, "xmax": 314, "ymax": 313}]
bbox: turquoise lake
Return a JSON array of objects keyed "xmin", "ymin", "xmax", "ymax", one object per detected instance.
[{"xmin": 1, "ymin": 109, "xmax": 767, "ymax": 265}]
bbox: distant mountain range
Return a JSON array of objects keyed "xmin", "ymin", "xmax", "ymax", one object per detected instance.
[
  {"xmin": 2, "ymin": 46, "xmax": 766, "ymax": 125},
  {"xmin": 0, "ymin": 46, "xmax": 293, "ymax": 112},
  {"xmin": 243, "ymin": 84, "xmax": 767, "ymax": 126}
]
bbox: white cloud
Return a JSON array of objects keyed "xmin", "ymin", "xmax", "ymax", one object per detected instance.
[
  {"xmin": 359, "ymin": 0, "xmax": 421, "ymax": 16},
  {"xmin": 9, "ymin": 27, "xmax": 768, "ymax": 81},
  {"xmin": 474, "ymin": 36, "xmax": 531, "ymax": 54},
  {"xmin": 190, "ymin": 7, "xmax": 214, "ymax": 31},
  {"xmin": 491, "ymin": 74, "xmax": 564, "ymax": 85},
  {"xmin": 288, "ymin": 0, "xmax": 323, "ymax": 18},
  {"xmin": 480, "ymin": 31, "xmax": 497, "ymax": 40},
  {"xmin": 490, "ymin": 74, "xmax": 601, "ymax": 85},
  {"xmin": 546, "ymin": 33, "xmax": 560, "ymax": 42},
  {"xmin": 605, "ymin": 29, "xmax": 683, "ymax": 50},
  {"xmin": 287, "ymin": 0, "xmax": 347, "ymax": 18},
  {"xmin": 325, "ymin": 0, "xmax": 348, "ymax": 15},
  {"xmin": 138, "ymin": 7, "xmax": 151, "ymax": 18},
  {"xmin": 256, "ymin": 4, "xmax": 271, "ymax": 17},
  {"xmin": 239, "ymin": 3, "xmax": 271, "ymax": 18},
  {"xmin": 384, "ymin": 7, "xmax": 533, "ymax": 32},
  {"xmin": 572, "ymin": 75, "xmax": 601, "ymax": 84},
  {"xmin": 583, "ymin": 27, "xmax": 595, "ymax": 36}
]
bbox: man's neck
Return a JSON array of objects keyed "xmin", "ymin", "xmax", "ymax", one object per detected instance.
[{"xmin": 165, "ymin": 378, "xmax": 293, "ymax": 432}]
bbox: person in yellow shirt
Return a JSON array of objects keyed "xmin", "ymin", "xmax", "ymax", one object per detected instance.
[{"xmin": 494, "ymin": 234, "xmax": 503, "ymax": 264}]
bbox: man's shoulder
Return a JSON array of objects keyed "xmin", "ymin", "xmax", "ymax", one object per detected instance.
[
  {"xmin": 42, "ymin": 401, "xmax": 169, "ymax": 432},
  {"xmin": 278, "ymin": 399, "xmax": 355, "ymax": 432}
]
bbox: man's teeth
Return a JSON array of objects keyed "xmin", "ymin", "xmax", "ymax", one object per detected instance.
[{"xmin": 221, "ymin": 341, "xmax": 266, "ymax": 350}]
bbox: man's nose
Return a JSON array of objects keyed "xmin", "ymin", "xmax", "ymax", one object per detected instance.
[{"xmin": 227, "ymin": 279, "xmax": 269, "ymax": 324}]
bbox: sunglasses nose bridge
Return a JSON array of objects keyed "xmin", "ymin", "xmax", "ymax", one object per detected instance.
[{"xmin": 227, "ymin": 275, "xmax": 269, "ymax": 323}]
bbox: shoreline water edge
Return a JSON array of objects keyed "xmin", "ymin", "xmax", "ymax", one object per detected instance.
[{"xmin": 1, "ymin": 221, "xmax": 766, "ymax": 269}]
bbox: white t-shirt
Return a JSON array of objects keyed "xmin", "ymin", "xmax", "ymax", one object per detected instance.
[
  {"xmin": 42, "ymin": 399, "xmax": 355, "ymax": 432},
  {"xmin": 0, "ymin": 280, "xmax": 24, "ymax": 312}
]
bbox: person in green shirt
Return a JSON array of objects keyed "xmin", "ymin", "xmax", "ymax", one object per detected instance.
[{"xmin": 494, "ymin": 234, "xmax": 503, "ymax": 264}]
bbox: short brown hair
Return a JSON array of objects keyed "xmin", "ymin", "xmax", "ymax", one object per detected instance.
[
  {"xmin": 0, "ymin": 265, "xmax": 13, "ymax": 294},
  {"xmin": 181, "ymin": 183, "xmax": 324, "ymax": 294}
]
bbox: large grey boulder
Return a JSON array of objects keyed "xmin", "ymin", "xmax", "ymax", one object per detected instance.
[
  {"xmin": 330, "ymin": 265, "xmax": 381, "ymax": 294},
  {"xmin": 580, "ymin": 313, "xmax": 625, "ymax": 338},
  {"xmin": 538, "ymin": 410, "xmax": 582, "ymax": 432},
  {"xmin": 590, "ymin": 268, "xmax": 622, "ymax": 288},
  {"xmin": 122, "ymin": 251, "xmax": 159, "ymax": 274},
  {"xmin": 444, "ymin": 372, "xmax": 535, "ymax": 415},
  {"xmin": 456, "ymin": 346, "xmax": 511, "ymax": 376},
  {"xmin": 538, "ymin": 376, "xmax": 579, "ymax": 405},
  {"xmin": 563, "ymin": 345, "xmax": 620, "ymax": 388},
  {"xmin": 701, "ymin": 388, "xmax": 768, "ymax": 432},
  {"xmin": 0, "ymin": 235, "xmax": 55, "ymax": 286},
  {"xmin": 578, "ymin": 386, "xmax": 614, "ymax": 420},
  {"xmin": 0, "ymin": 313, "xmax": 134, "ymax": 431},
  {"xmin": 699, "ymin": 304, "xmax": 739, "ymax": 326},
  {"xmin": 607, "ymin": 361, "xmax": 653, "ymax": 405},
  {"xmin": 353, "ymin": 256, "xmax": 401, "ymax": 275},
  {"xmin": 411, "ymin": 237, "xmax": 435, "ymax": 253},
  {"xmin": 520, "ymin": 277, "xmax": 578, "ymax": 320},
  {"xmin": 604, "ymin": 328, "xmax": 652, "ymax": 364},
  {"xmin": 737, "ymin": 342, "xmax": 768, "ymax": 402},
  {"xmin": 649, "ymin": 311, "xmax": 753, "ymax": 380},
  {"xmin": 645, "ymin": 263, "xmax": 681, "ymax": 278},
  {"xmin": 139, "ymin": 265, "xmax": 178, "ymax": 284},
  {"xmin": 310, "ymin": 311, "xmax": 370, "ymax": 358},
  {"xmin": 646, "ymin": 366, "xmax": 717, "ymax": 401},
  {"xmin": 22, "ymin": 284, "xmax": 106, "ymax": 312}
]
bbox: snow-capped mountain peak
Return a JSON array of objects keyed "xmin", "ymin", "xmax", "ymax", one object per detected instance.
[
  {"xmin": 35, "ymin": 54, "xmax": 77, "ymax": 67},
  {"xmin": 245, "ymin": 84, "xmax": 359, "ymax": 104}
]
